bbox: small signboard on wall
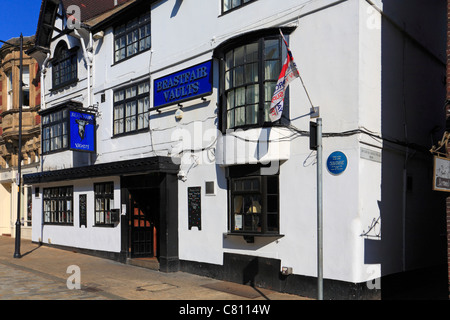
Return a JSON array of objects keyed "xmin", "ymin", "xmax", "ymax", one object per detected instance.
[
  {"xmin": 188, "ymin": 187, "xmax": 201, "ymax": 230},
  {"xmin": 79, "ymin": 194, "xmax": 87, "ymax": 228},
  {"xmin": 433, "ymin": 156, "xmax": 450, "ymax": 192}
]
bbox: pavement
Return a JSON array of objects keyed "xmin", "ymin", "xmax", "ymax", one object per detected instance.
[{"xmin": 0, "ymin": 236, "xmax": 309, "ymax": 302}]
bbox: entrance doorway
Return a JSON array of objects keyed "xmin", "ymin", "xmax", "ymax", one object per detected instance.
[
  {"xmin": 128, "ymin": 188, "xmax": 159, "ymax": 258},
  {"xmin": 121, "ymin": 172, "xmax": 179, "ymax": 272}
]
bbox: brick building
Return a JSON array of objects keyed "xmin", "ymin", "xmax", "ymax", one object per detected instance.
[{"xmin": 0, "ymin": 36, "xmax": 41, "ymax": 239}]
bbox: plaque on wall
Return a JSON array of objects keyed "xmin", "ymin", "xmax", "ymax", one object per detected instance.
[
  {"xmin": 79, "ymin": 194, "xmax": 87, "ymax": 227},
  {"xmin": 188, "ymin": 187, "xmax": 201, "ymax": 230}
]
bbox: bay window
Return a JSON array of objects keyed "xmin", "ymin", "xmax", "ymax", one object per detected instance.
[
  {"xmin": 217, "ymin": 29, "xmax": 292, "ymax": 131},
  {"xmin": 41, "ymin": 108, "xmax": 69, "ymax": 154}
]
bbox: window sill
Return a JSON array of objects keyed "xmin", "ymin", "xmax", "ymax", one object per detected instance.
[
  {"xmin": 49, "ymin": 79, "xmax": 79, "ymax": 92},
  {"xmin": 93, "ymin": 223, "xmax": 118, "ymax": 228},
  {"xmin": 218, "ymin": 0, "xmax": 257, "ymax": 17},
  {"xmin": 42, "ymin": 147, "xmax": 70, "ymax": 156},
  {"xmin": 224, "ymin": 232, "xmax": 284, "ymax": 243},
  {"xmin": 111, "ymin": 47, "xmax": 151, "ymax": 66},
  {"xmin": 112, "ymin": 128, "xmax": 149, "ymax": 139}
]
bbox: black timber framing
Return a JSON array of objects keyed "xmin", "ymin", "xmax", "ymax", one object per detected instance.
[
  {"xmin": 23, "ymin": 156, "xmax": 179, "ymax": 184},
  {"xmin": 121, "ymin": 172, "xmax": 179, "ymax": 272}
]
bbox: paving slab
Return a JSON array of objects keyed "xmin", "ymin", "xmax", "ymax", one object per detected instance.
[{"xmin": 0, "ymin": 236, "xmax": 310, "ymax": 302}]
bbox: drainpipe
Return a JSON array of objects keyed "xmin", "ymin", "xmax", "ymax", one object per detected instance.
[
  {"xmin": 40, "ymin": 52, "xmax": 50, "ymax": 173},
  {"xmin": 40, "ymin": 53, "xmax": 50, "ymax": 111},
  {"xmin": 73, "ymin": 29, "xmax": 94, "ymax": 167}
]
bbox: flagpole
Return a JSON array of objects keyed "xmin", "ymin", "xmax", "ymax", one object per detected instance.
[
  {"xmin": 271, "ymin": 30, "xmax": 323, "ymax": 299},
  {"xmin": 299, "ymin": 75, "xmax": 314, "ymax": 110}
]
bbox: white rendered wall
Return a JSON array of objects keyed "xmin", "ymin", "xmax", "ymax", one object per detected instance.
[
  {"xmin": 32, "ymin": 0, "xmax": 446, "ymax": 285},
  {"xmin": 148, "ymin": 0, "xmax": 371, "ymax": 281},
  {"xmin": 31, "ymin": 177, "xmax": 122, "ymax": 253}
]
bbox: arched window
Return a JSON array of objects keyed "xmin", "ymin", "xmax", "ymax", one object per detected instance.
[{"xmin": 52, "ymin": 41, "xmax": 78, "ymax": 89}]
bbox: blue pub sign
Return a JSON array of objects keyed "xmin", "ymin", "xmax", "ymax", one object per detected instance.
[
  {"xmin": 153, "ymin": 60, "xmax": 213, "ymax": 108},
  {"xmin": 69, "ymin": 110, "xmax": 96, "ymax": 153}
]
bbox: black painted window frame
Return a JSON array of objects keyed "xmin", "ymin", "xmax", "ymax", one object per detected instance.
[
  {"xmin": 222, "ymin": 0, "xmax": 257, "ymax": 14},
  {"xmin": 41, "ymin": 108, "xmax": 69, "ymax": 154},
  {"xmin": 94, "ymin": 182, "xmax": 115, "ymax": 226},
  {"xmin": 217, "ymin": 30, "xmax": 291, "ymax": 132},
  {"xmin": 113, "ymin": 80, "xmax": 150, "ymax": 136},
  {"xmin": 228, "ymin": 167, "xmax": 279, "ymax": 235},
  {"xmin": 43, "ymin": 186, "xmax": 74, "ymax": 225},
  {"xmin": 114, "ymin": 11, "xmax": 151, "ymax": 63},
  {"xmin": 52, "ymin": 42, "xmax": 78, "ymax": 90}
]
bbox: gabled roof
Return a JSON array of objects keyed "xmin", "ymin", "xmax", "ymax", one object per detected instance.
[
  {"xmin": 84, "ymin": 0, "xmax": 139, "ymax": 30},
  {"xmin": 61, "ymin": 0, "xmax": 131, "ymax": 22},
  {"xmin": 34, "ymin": 0, "xmax": 59, "ymax": 49}
]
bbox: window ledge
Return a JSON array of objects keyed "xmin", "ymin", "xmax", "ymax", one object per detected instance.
[
  {"xmin": 93, "ymin": 223, "xmax": 118, "ymax": 228},
  {"xmin": 49, "ymin": 78, "xmax": 79, "ymax": 92},
  {"xmin": 224, "ymin": 232, "xmax": 284, "ymax": 243},
  {"xmin": 111, "ymin": 47, "xmax": 151, "ymax": 66}
]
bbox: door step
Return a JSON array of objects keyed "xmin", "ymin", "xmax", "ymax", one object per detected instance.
[{"xmin": 127, "ymin": 257, "xmax": 160, "ymax": 271}]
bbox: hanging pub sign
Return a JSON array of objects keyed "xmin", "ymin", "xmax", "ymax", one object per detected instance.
[
  {"xmin": 153, "ymin": 60, "xmax": 213, "ymax": 109},
  {"xmin": 433, "ymin": 156, "xmax": 450, "ymax": 192},
  {"xmin": 69, "ymin": 110, "xmax": 96, "ymax": 153}
]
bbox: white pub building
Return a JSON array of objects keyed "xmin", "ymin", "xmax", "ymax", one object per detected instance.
[{"xmin": 25, "ymin": 0, "xmax": 447, "ymax": 299}]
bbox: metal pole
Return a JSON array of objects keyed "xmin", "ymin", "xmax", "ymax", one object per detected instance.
[
  {"xmin": 317, "ymin": 117, "xmax": 323, "ymax": 299},
  {"xmin": 14, "ymin": 34, "xmax": 23, "ymax": 259}
]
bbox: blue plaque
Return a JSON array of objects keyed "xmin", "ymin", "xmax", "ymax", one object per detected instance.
[
  {"xmin": 69, "ymin": 110, "xmax": 96, "ymax": 153},
  {"xmin": 153, "ymin": 60, "xmax": 213, "ymax": 108},
  {"xmin": 326, "ymin": 151, "xmax": 347, "ymax": 175}
]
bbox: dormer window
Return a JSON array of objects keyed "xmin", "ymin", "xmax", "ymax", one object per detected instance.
[{"xmin": 52, "ymin": 41, "xmax": 78, "ymax": 89}]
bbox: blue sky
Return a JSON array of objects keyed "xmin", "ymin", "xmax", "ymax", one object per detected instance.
[{"xmin": 0, "ymin": 1, "xmax": 42, "ymax": 43}]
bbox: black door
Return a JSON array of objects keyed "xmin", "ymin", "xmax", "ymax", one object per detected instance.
[{"xmin": 128, "ymin": 188, "xmax": 158, "ymax": 258}]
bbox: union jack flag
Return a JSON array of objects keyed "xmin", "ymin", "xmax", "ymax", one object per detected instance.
[{"xmin": 269, "ymin": 30, "xmax": 300, "ymax": 122}]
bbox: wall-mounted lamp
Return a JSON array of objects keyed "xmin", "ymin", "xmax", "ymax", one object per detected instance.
[{"xmin": 175, "ymin": 108, "xmax": 184, "ymax": 121}]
